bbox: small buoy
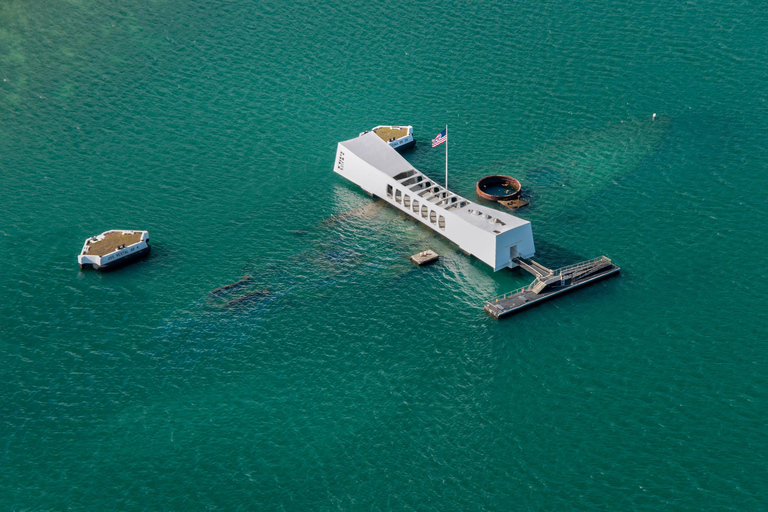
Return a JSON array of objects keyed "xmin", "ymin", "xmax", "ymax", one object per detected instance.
[{"xmin": 652, "ymin": 113, "xmax": 656, "ymax": 121}]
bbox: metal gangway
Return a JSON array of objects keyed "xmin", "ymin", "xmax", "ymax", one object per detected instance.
[
  {"xmin": 513, "ymin": 256, "xmax": 612, "ymax": 293},
  {"xmin": 513, "ymin": 258, "xmax": 553, "ymax": 279},
  {"xmin": 487, "ymin": 256, "xmax": 620, "ymax": 318}
]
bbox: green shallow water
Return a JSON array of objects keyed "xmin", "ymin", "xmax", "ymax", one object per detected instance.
[{"xmin": 2, "ymin": 1, "xmax": 768, "ymax": 510}]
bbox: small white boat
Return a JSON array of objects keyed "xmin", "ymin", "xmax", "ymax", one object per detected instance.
[
  {"xmin": 78, "ymin": 230, "xmax": 150, "ymax": 270},
  {"xmin": 359, "ymin": 125, "xmax": 415, "ymax": 151}
]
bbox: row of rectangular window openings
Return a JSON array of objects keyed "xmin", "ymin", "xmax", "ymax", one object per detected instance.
[
  {"xmin": 392, "ymin": 172, "xmax": 506, "ymax": 225},
  {"xmin": 395, "ymin": 171, "xmax": 455, "ymax": 202},
  {"xmin": 401, "ymin": 183, "xmax": 466, "ymax": 210},
  {"xmin": 386, "ymin": 187, "xmax": 446, "ymax": 230},
  {"xmin": 333, "ymin": 165, "xmax": 499, "ymax": 235},
  {"xmin": 387, "ymin": 185, "xmax": 506, "ymax": 227}
]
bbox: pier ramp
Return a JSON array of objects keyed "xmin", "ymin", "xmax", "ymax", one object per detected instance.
[{"xmin": 485, "ymin": 256, "xmax": 620, "ymax": 318}]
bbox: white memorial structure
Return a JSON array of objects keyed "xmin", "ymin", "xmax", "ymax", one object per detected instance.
[{"xmin": 334, "ymin": 132, "xmax": 535, "ymax": 271}]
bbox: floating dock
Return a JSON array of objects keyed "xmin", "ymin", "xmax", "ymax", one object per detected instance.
[
  {"xmin": 498, "ymin": 198, "xmax": 529, "ymax": 210},
  {"xmin": 367, "ymin": 125, "xmax": 415, "ymax": 151},
  {"xmin": 78, "ymin": 230, "xmax": 150, "ymax": 270},
  {"xmin": 410, "ymin": 250, "xmax": 439, "ymax": 266},
  {"xmin": 484, "ymin": 256, "xmax": 620, "ymax": 318}
]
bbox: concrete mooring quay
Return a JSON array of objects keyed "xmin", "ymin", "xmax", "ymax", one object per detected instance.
[{"xmin": 484, "ymin": 256, "xmax": 620, "ymax": 319}]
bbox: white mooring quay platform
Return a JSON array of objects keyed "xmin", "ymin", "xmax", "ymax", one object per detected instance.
[{"xmin": 334, "ymin": 132, "xmax": 535, "ymax": 271}]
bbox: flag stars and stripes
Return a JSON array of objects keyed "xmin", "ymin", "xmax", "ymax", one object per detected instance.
[{"xmin": 432, "ymin": 129, "xmax": 447, "ymax": 148}]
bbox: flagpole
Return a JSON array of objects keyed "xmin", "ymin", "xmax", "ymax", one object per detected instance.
[{"xmin": 445, "ymin": 124, "xmax": 448, "ymax": 189}]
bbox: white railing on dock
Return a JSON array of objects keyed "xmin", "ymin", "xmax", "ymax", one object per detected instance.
[
  {"xmin": 486, "ymin": 285, "xmax": 529, "ymax": 306},
  {"xmin": 554, "ymin": 256, "xmax": 609, "ymax": 277},
  {"xmin": 487, "ymin": 256, "xmax": 613, "ymax": 307}
]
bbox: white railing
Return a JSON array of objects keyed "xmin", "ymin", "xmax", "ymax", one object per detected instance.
[
  {"xmin": 101, "ymin": 237, "xmax": 148, "ymax": 262},
  {"xmin": 554, "ymin": 256, "xmax": 609, "ymax": 276},
  {"xmin": 487, "ymin": 256, "xmax": 614, "ymax": 306},
  {"xmin": 485, "ymin": 284, "xmax": 530, "ymax": 306}
]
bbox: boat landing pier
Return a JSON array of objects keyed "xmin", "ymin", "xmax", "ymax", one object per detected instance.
[
  {"xmin": 484, "ymin": 256, "xmax": 620, "ymax": 319},
  {"xmin": 411, "ymin": 250, "xmax": 439, "ymax": 266}
]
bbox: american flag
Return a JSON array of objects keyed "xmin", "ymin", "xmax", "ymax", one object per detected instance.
[{"xmin": 432, "ymin": 128, "xmax": 447, "ymax": 148}]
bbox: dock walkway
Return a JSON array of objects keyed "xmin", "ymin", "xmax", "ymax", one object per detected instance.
[
  {"xmin": 515, "ymin": 259, "xmax": 552, "ymax": 278},
  {"xmin": 485, "ymin": 256, "xmax": 620, "ymax": 318}
]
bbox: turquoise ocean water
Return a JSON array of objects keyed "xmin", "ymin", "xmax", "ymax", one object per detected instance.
[{"xmin": 2, "ymin": 1, "xmax": 767, "ymax": 509}]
